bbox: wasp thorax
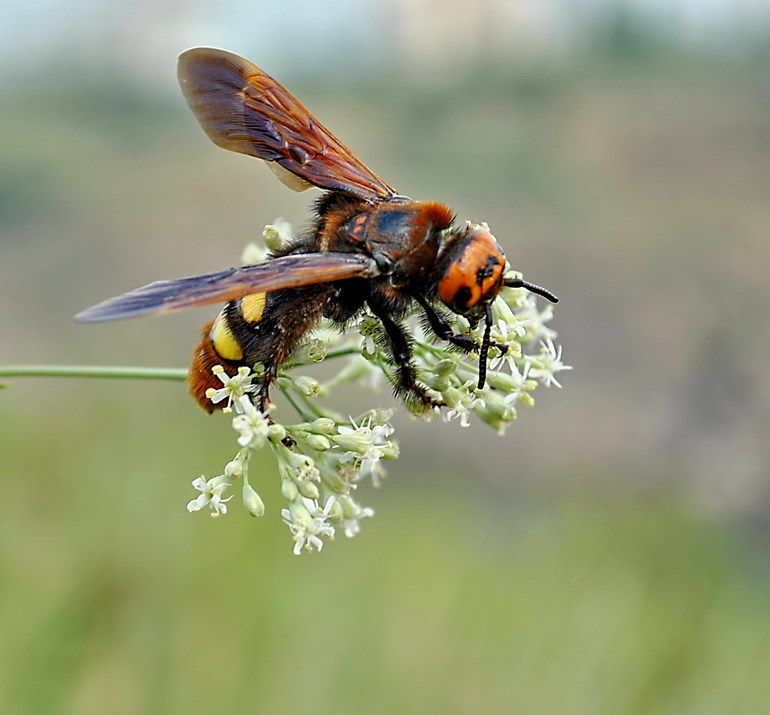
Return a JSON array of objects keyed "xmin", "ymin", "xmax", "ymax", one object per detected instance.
[{"xmin": 437, "ymin": 227, "xmax": 506, "ymax": 317}]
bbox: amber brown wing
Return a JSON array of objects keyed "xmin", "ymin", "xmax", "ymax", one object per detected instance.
[
  {"xmin": 177, "ymin": 47, "xmax": 395, "ymax": 202},
  {"xmin": 74, "ymin": 253, "xmax": 377, "ymax": 322}
]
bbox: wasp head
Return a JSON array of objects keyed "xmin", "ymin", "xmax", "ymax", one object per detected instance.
[{"xmin": 436, "ymin": 223, "xmax": 506, "ymax": 322}]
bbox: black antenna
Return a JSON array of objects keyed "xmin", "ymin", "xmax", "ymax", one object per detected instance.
[
  {"xmin": 504, "ymin": 277, "xmax": 559, "ymax": 304},
  {"xmin": 477, "ymin": 303, "xmax": 494, "ymax": 390}
]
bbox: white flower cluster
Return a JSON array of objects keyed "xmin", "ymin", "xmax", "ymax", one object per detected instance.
[
  {"xmin": 359, "ymin": 281, "xmax": 571, "ymax": 434},
  {"xmin": 188, "ymin": 366, "xmax": 394, "ymax": 555},
  {"xmin": 186, "ymin": 222, "xmax": 569, "ymax": 554}
]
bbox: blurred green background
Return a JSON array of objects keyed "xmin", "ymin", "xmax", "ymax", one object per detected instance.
[{"xmin": 2, "ymin": 1, "xmax": 770, "ymax": 713}]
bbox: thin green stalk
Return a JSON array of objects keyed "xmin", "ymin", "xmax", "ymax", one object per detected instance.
[
  {"xmin": 283, "ymin": 345, "xmax": 360, "ymax": 370},
  {"xmin": 299, "ymin": 392, "xmax": 345, "ymax": 424},
  {"xmin": 322, "ymin": 346, "xmax": 362, "ymax": 361},
  {"xmin": 0, "ymin": 365, "xmax": 188, "ymax": 381},
  {"xmin": 278, "ymin": 385, "xmax": 314, "ymax": 422}
]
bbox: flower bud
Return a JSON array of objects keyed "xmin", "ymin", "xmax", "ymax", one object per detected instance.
[
  {"xmin": 262, "ymin": 220, "xmax": 291, "ymax": 251},
  {"xmin": 473, "ymin": 392, "xmax": 516, "ymax": 434},
  {"xmin": 242, "ymin": 483, "xmax": 265, "ymax": 517},
  {"xmin": 303, "ymin": 434, "xmax": 331, "ymax": 451},
  {"xmin": 281, "ymin": 478, "xmax": 299, "ymax": 501},
  {"xmin": 333, "ymin": 431, "xmax": 371, "ymax": 455},
  {"xmin": 292, "ymin": 339, "xmax": 327, "ymax": 364},
  {"xmin": 298, "ymin": 480, "xmax": 320, "ymax": 500},
  {"xmin": 224, "ymin": 458, "xmax": 245, "ymax": 479},
  {"xmin": 267, "ymin": 423, "xmax": 287, "ymax": 443},
  {"xmin": 293, "ymin": 375, "xmax": 320, "ymax": 397},
  {"xmin": 308, "ymin": 417, "xmax": 337, "ymax": 434},
  {"xmin": 241, "ymin": 242, "xmax": 267, "ymax": 265},
  {"xmin": 424, "ymin": 373, "xmax": 451, "ymax": 392}
]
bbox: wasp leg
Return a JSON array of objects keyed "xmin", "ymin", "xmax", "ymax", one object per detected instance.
[
  {"xmin": 253, "ymin": 363, "xmax": 295, "ymax": 445},
  {"xmin": 256, "ymin": 362, "xmax": 277, "ymax": 413},
  {"xmin": 412, "ymin": 294, "xmax": 477, "ymax": 352},
  {"xmin": 368, "ymin": 302, "xmax": 442, "ymax": 411}
]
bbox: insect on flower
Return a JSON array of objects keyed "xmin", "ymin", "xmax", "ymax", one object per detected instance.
[{"xmin": 75, "ymin": 48, "xmax": 558, "ymax": 413}]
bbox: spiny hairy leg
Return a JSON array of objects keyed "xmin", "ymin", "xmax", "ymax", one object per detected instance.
[
  {"xmin": 256, "ymin": 362, "xmax": 277, "ymax": 413},
  {"xmin": 370, "ymin": 304, "xmax": 442, "ymax": 411},
  {"xmin": 254, "ymin": 362, "xmax": 296, "ymax": 446},
  {"xmin": 412, "ymin": 293, "xmax": 477, "ymax": 352}
]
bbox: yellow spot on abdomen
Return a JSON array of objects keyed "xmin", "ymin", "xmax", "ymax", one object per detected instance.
[
  {"xmin": 210, "ymin": 311, "xmax": 243, "ymax": 361},
  {"xmin": 241, "ymin": 293, "xmax": 266, "ymax": 323}
]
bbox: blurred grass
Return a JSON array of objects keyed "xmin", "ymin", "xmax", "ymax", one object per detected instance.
[
  {"xmin": 2, "ymin": 396, "xmax": 770, "ymax": 713},
  {"xmin": 2, "ymin": 48, "xmax": 770, "ymax": 713}
]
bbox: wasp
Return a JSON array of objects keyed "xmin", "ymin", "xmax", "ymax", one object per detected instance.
[{"xmin": 76, "ymin": 48, "xmax": 558, "ymax": 413}]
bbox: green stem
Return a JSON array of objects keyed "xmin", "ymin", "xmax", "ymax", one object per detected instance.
[
  {"xmin": 278, "ymin": 385, "xmax": 313, "ymax": 422},
  {"xmin": 0, "ymin": 365, "xmax": 188, "ymax": 381},
  {"xmin": 322, "ymin": 346, "xmax": 362, "ymax": 361},
  {"xmin": 300, "ymin": 392, "xmax": 345, "ymax": 423},
  {"xmin": 283, "ymin": 345, "xmax": 360, "ymax": 369}
]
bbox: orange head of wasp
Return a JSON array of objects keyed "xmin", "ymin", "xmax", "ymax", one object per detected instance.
[
  {"xmin": 436, "ymin": 224, "xmax": 559, "ymax": 389},
  {"xmin": 437, "ymin": 225, "xmax": 507, "ymax": 322}
]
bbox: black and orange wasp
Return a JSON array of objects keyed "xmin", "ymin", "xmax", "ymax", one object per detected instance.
[{"xmin": 75, "ymin": 48, "xmax": 558, "ymax": 412}]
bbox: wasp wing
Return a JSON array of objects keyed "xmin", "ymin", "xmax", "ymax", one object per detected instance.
[
  {"xmin": 178, "ymin": 48, "xmax": 396, "ymax": 203},
  {"xmin": 74, "ymin": 253, "xmax": 376, "ymax": 323}
]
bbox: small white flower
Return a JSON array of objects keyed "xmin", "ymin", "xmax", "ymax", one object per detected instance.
[
  {"xmin": 187, "ymin": 475, "xmax": 233, "ymax": 517},
  {"xmin": 358, "ymin": 315, "xmax": 380, "ymax": 357},
  {"xmin": 527, "ymin": 338, "xmax": 572, "ymax": 388},
  {"xmin": 516, "ymin": 295, "xmax": 557, "ymax": 342},
  {"xmin": 281, "ymin": 496, "xmax": 336, "ymax": 555},
  {"xmin": 365, "ymin": 408, "xmax": 396, "ymax": 428},
  {"xmin": 442, "ymin": 381, "xmax": 484, "ymax": 427},
  {"xmin": 334, "ymin": 415, "xmax": 396, "ymax": 481},
  {"xmin": 284, "ymin": 450, "xmax": 322, "ymax": 482},
  {"xmin": 338, "ymin": 495, "xmax": 375, "ymax": 538},
  {"xmin": 491, "ymin": 299, "xmax": 531, "ymax": 341},
  {"xmin": 335, "ymin": 418, "xmax": 392, "ymax": 454},
  {"xmin": 315, "ymin": 452, "xmax": 361, "ymax": 488},
  {"xmin": 205, "ymin": 365, "xmax": 257, "ymax": 413},
  {"xmin": 231, "ymin": 396, "xmax": 270, "ymax": 449},
  {"xmin": 501, "ymin": 361, "xmax": 536, "ymax": 407}
]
